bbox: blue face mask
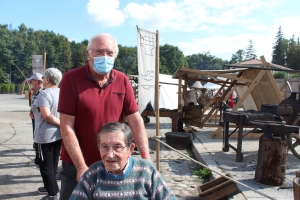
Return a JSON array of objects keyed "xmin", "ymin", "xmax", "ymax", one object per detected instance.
[{"xmin": 93, "ymin": 56, "xmax": 114, "ymax": 75}]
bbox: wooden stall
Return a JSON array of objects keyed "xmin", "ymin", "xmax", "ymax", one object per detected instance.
[{"xmin": 172, "ymin": 56, "xmax": 295, "ymax": 137}]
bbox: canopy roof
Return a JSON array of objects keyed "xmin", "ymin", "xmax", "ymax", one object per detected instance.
[{"xmin": 225, "ymin": 59, "xmax": 296, "ymax": 72}]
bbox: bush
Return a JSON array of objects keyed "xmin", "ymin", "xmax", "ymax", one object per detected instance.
[
  {"xmin": 10, "ymin": 84, "xmax": 15, "ymax": 93},
  {"xmin": 0, "ymin": 83, "xmax": 25, "ymax": 93},
  {"xmin": 1, "ymin": 84, "xmax": 10, "ymax": 93},
  {"xmin": 290, "ymin": 73, "xmax": 300, "ymax": 78},
  {"xmin": 273, "ymin": 71, "xmax": 287, "ymax": 79}
]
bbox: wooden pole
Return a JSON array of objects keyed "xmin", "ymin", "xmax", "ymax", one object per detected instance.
[
  {"xmin": 155, "ymin": 30, "xmax": 160, "ymax": 170},
  {"xmin": 43, "ymin": 52, "xmax": 46, "ymax": 74}
]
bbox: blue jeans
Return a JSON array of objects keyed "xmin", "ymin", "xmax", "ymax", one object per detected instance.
[{"xmin": 59, "ymin": 161, "xmax": 78, "ymax": 200}]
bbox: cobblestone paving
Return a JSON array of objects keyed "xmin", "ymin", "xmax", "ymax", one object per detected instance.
[{"xmin": 137, "ymin": 117, "xmax": 203, "ymax": 200}]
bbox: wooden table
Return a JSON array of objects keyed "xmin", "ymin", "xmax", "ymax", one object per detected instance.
[
  {"xmin": 141, "ymin": 109, "xmax": 183, "ymax": 132},
  {"xmin": 222, "ymin": 110, "xmax": 282, "ymax": 162}
]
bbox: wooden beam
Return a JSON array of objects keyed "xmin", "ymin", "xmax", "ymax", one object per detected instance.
[
  {"xmin": 211, "ymin": 56, "xmax": 269, "ymax": 138},
  {"xmin": 178, "ymin": 77, "xmax": 182, "ymax": 113},
  {"xmin": 185, "ymin": 70, "xmax": 259, "ymax": 83},
  {"xmin": 187, "ymin": 77, "xmax": 247, "ymax": 86},
  {"xmin": 183, "ymin": 74, "xmax": 188, "ymax": 106},
  {"xmin": 182, "ymin": 74, "xmax": 269, "ymax": 86},
  {"xmin": 203, "ymin": 72, "xmax": 243, "ymax": 126}
]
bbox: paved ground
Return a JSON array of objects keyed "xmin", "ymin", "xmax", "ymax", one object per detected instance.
[
  {"xmin": 192, "ymin": 128, "xmax": 300, "ymax": 200},
  {"xmin": 1, "ymin": 94, "xmax": 299, "ymax": 200},
  {"xmin": 142, "ymin": 119, "xmax": 202, "ymax": 200},
  {"xmin": 0, "ymin": 94, "xmax": 202, "ymax": 200}
]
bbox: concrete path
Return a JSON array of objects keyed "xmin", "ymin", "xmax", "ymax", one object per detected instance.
[
  {"xmin": 192, "ymin": 127, "xmax": 300, "ymax": 200},
  {"xmin": 0, "ymin": 94, "xmax": 47, "ymax": 199},
  {"xmin": 0, "ymin": 94, "xmax": 201, "ymax": 200}
]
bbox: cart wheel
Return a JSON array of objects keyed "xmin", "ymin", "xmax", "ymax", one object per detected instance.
[{"xmin": 287, "ymin": 115, "xmax": 300, "ymax": 159}]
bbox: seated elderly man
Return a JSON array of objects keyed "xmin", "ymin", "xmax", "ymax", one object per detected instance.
[{"xmin": 70, "ymin": 122, "xmax": 176, "ymax": 200}]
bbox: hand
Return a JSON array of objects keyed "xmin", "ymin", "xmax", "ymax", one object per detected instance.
[
  {"xmin": 29, "ymin": 112, "xmax": 34, "ymax": 119},
  {"xmin": 76, "ymin": 165, "xmax": 88, "ymax": 182}
]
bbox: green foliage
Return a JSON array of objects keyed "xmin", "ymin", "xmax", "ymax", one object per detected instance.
[
  {"xmin": 230, "ymin": 49, "xmax": 245, "ymax": 63},
  {"xmin": 186, "ymin": 51, "xmax": 225, "ymax": 70},
  {"xmin": 10, "ymin": 83, "xmax": 15, "ymax": 93},
  {"xmin": 159, "ymin": 44, "xmax": 188, "ymax": 74},
  {"xmin": 272, "ymin": 27, "xmax": 288, "ymax": 66},
  {"xmin": 290, "ymin": 73, "xmax": 300, "ymax": 78},
  {"xmin": 115, "ymin": 45, "xmax": 138, "ymax": 75},
  {"xmin": 0, "ymin": 22, "xmax": 239, "ymax": 83},
  {"xmin": 0, "ymin": 84, "xmax": 11, "ymax": 93},
  {"xmin": 193, "ymin": 167, "xmax": 211, "ymax": 179},
  {"xmin": 70, "ymin": 41, "xmax": 87, "ymax": 69},
  {"xmin": 273, "ymin": 71, "xmax": 287, "ymax": 79},
  {"xmin": 286, "ymin": 35, "xmax": 300, "ymax": 70}
]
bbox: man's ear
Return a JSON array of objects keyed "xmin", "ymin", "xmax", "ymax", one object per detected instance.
[{"xmin": 128, "ymin": 143, "xmax": 135, "ymax": 154}]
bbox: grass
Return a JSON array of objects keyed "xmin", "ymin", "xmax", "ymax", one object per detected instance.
[{"xmin": 193, "ymin": 167, "xmax": 211, "ymax": 179}]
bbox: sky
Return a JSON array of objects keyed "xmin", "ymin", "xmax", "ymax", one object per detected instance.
[{"xmin": 1, "ymin": 0, "xmax": 300, "ymax": 62}]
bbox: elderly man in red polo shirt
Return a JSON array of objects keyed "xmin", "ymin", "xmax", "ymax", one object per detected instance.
[{"xmin": 58, "ymin": 33, "xmax": 151, "ymax": 200}]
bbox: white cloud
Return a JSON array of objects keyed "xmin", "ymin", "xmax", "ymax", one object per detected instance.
[
  {"xmin": 274, "ymin": 16, "xmax": 300, "ymax": 39},
  {"xmin": 122, "ymin": 0, "xmax": 279, "ymax": 31},
  {"xmin": 84, "ymin": 0, "xmax": 298, "ymax": 63},
  {"xmin": 176, "ymin": 33, "xmax": 274, "ymax": 62},
  {"xmin": 87, "ymin": 0, "xmax": 125, "ymax": 27}
]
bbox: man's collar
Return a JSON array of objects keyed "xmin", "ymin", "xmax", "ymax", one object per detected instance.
[{"xmin": 84, "ymin": 64, "xmax": 115, "ymax": 86}]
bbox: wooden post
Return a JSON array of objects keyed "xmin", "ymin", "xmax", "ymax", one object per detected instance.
[
  {"xmin": 293, "ymin": 170, "xmax": 300, "ymax": 200},
  {"xmin": 43, "ymin": 52, "xmax": 46, "ymax": 73},
  {"xmin": 254, "ymin": 136, "xmax": 288, "ymax": 186},
  {"xmin": 155, "ymin": 30, "xmax": 160, "ymax": 171}
]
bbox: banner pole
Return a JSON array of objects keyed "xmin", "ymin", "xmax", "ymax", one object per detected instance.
[{"xmin": 155, "ymin": 30, "xmax": 160, "ymax": 170}]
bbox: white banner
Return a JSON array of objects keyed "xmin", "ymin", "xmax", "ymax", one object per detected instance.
[
  {"xmin": 137, "ymin": 28, "xmax": 156, "ymax": 114},
  {"xmin": 32, "ymin": 55, "xmax": 44, "ymax": 74}
]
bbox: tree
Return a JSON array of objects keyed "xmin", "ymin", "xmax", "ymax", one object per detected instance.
[
  {"xmin": 0, "ymin": 24, "xmax": 13, "ymax": 83},
  {"xmin": 159, "ymin": 44, "xmax": 187, "ymax": 74},
  {"xmin": 186, "ymin": 51, "xmax": 225, "ymax": 70},
  {"xmin": 272, "ymin": 26, "xmax": 288, "ymax": 66},
  {"xmin": 286, "ymin": 35, "xmax": 300, "ymax": 70},
  {"xmin": 245, "ymin": 40, "xmax": 257, "ymax": 60},
  {"xmin": 114, "ymin": 45, "xmax": 137, "ymax": 75},
  {"xmin": 229, "ymin": 49, "xmax": 245, "ymax": 63},
  {"xmin": 70, "ymin": 41, "xmax": 88, "ymax": 69}
]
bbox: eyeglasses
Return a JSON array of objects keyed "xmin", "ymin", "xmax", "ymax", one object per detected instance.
[
  {"xmin": 89, "ymin": 49, "xmax": 115, "ymax": 57},
  {"xmin": 99, "ymin": 145, "xmax": 128, "ymax": 154}
]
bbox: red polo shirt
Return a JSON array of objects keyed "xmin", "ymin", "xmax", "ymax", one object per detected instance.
[{"xmin": 58, "ymin": 64, "xmax": 138, "ymax": 166}]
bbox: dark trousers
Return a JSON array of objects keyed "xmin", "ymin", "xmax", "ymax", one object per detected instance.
[
  {"xmin": 39, "ymin": 139, "xmax": 62, "ymax": 196},
  {"xmin": 32, "ymin": 118, "xmax": 35, "ymax": 139},
  {"xmin": 59, "ymin": 161, "xmax": 78, "ymax": 200}
]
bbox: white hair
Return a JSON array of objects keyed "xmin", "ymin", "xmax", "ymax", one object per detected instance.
[
  {"xmin": 44, "ymin": 68, "xmax": 62, "ymax": 86},
  {"xmin": 87, "ymin": 33, "xmax": 119, "ymax": 57}
]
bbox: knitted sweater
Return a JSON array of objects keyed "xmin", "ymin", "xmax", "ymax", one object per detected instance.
[{"xmin": 70, "ymin": 157, "xmax": 176, "ymax": 200}]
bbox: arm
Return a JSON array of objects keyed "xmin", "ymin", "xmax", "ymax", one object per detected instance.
[
  {"xmin": 39, "ymin": 107, "xmax": 60, "ymax": 126},
  {"xmin": 69, "ymin": 175, "xmax": 93, "ymax": 200},
  {"xmin": 126, "ymin": 112, "xmax": 152, "ymax": 162},
  {"xmin": 60, "ymin": 113, "xmax": 88, "ymax": 181}
]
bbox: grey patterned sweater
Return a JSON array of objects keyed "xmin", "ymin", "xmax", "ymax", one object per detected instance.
[{"xmin": 70, "ymin": 157, "xmax": 176, "ymax": 200}]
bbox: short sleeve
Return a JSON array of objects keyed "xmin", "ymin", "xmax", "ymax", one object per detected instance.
[
  {"xmin": 38, "ymin": 90, "xmax": 51, "ymax": 108},
  {"xmin": 58, "ymin": 72, "xmax": 77, "ymax": 116}
]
